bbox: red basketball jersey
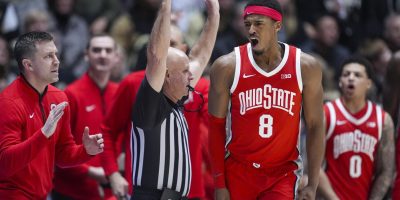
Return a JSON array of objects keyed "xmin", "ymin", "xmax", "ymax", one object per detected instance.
[
  {"xmin": 324, "ymin": 99, "xmax": 384, "ymax": 200},
  {"xmin": 228, "ymin": 43, "xmax": 303, "ymax": 172}
]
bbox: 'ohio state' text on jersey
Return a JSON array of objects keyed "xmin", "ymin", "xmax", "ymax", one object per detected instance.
[
  {"xmin": 324, "ymin": 99, "xmax": 384, "ymax": 200},
  {"xmin": 228, "ymin": 42, "xmax": 303, "ymax": 172}
]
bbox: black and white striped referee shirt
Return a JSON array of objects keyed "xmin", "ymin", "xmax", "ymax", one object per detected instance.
[{"xmin": 131, "ymin": 77, "xmax": 192, "ymax": 196}]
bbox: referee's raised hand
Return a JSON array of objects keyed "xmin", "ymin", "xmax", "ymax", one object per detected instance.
[{"xmin": 41, "ymin": 102, "xmax": 68, "ymax": 138}]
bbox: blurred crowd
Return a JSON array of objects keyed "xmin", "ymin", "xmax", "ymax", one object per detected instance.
[
  {"xmin": 1, "ymin": 0, "xmax": 400, "ymax": 199},
  {"xmin": 0, "ymin": 0, "xmax": 399, "ymax": 103},
  {"xmin": 0, "ymin": 0, "xmax": 400, "ymax": 105}
]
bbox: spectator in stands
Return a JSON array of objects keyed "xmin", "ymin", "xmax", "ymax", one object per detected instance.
[
  {"xmin": 48, "ymin": 0, "xmax": 89, "ymax": 84},
  {"xmin": 52, "ymin": 34, "xmax": 119, "ymax": 200}
]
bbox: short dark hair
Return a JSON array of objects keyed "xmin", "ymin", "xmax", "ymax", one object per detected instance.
[
  {"xmin": 339, "ymin": 56, "xmax": 374, "ymax": 80},
  {"xmin": 245, "ymin": 0, "xmax": 283, "ymax": 17},
  {"xmin": 86, "ymin": 33, "xmax": 116, "ymax": 50},
  {"xmin": 14, "ymin": 31, "xmax": 53, "ymax": 73}
]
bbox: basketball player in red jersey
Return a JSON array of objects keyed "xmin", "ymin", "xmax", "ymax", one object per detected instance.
[
  {"xmin": 318, "ymin": 57, "xmax": 395, "ymax": 200},
  {"xmin": 208, "ymin": 0, "xmax": 325, "ymax": 199}
]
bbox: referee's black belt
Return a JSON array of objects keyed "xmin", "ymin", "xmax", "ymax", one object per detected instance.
[{"xmin": 134, "ymin": 186, "xmax": 188, "ymax": 200}]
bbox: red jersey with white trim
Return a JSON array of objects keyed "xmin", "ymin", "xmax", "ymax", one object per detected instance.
[
  {"xmin": 229, "ymin": 42, "xmax": 303, "ymax": 172},
  {"xmin": 324, "ymin": 99, "xmax": 384, "ymax": 200}
]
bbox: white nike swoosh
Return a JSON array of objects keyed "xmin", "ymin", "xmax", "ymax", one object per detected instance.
[
  {"xmin": 367, "ymin": 122, "xmax": 376, "ymax": 127},
  {"xmin": 336, "ymin": 120, "xmax": 346, "ymax": 125},
  {"xmin": 29, "ymin": 113, "xmax": 34, "ymax": 119},
  {"xmin": 243, "ymin": 74, "xmax": 256, "ymax": 78},
  {"xmin": 85, "ymin": 105, "xmax": 96, "ymax": 112}
]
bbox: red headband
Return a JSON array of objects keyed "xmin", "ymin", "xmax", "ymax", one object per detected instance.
[{"xmin": 243, "ymin": 6, "xmax": 282, "ymax": 21}]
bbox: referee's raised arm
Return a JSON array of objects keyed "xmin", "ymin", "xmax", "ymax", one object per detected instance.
[
  {"xmin": 188, "ymin": 0, "xmax": 220, "ymax": 87},
  {"xmin": 145, "ymin": 0, "xmax": 171, "ymax": 92}
]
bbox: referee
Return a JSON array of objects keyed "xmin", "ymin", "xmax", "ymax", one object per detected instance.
[{"xmin": 129, "ymin": 0, "xmax": 219, "ymax": 199}]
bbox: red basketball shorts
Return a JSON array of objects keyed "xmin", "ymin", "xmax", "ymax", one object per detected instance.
[{"xmin": 225, "ymin": 156, "xmax": 301, "ymax": 200}]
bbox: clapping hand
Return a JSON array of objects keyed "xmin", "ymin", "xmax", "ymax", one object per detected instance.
[
  {"xmin": 82, "ymin": 126, "xmax": 104, "ymax": 155},
  {"xmin": 42, "ymin": 102, "xmax": 68, "ymax": 138}
]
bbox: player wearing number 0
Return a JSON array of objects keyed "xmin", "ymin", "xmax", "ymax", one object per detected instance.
[
  {"xmin": 208, "ymin": 0, "xmax": 325, "ymax": 199},
  {"xmin": 318, "ymin": 57, "xmax": 395, "ymax": 200}
]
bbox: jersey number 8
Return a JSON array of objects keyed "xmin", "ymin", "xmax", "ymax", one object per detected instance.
[{"xmin": 259, "ymin": 114, "xmax": 273, "ymax": 138}]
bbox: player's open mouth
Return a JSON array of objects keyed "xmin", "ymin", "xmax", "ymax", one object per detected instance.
[
  {"xmin": 347, "ymin": 84, "xmax": 355, "ymax": 90},
  {"xmin": 250, "ymin": 38, "xmax": 259, "ymax": 46}
]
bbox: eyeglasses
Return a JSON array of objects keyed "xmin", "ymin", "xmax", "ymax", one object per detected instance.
[{"xmin": 181, "ymin": 86, "xmax": 205, "ymax": 113}]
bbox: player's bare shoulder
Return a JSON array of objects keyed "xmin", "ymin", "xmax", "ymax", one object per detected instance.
[
  {"xmin": 300, "ymin": 52, "xmax": 323, "ymax": 83},
  {"xmin": 210, "ymin": 51, "xmax": 236, "ymax": 88},
  {"xmin": 300, "ymin": 52, "xmax": 322, "ymax": 73}
]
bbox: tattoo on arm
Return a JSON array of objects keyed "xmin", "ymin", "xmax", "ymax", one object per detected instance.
[{"xmin": 369, "ymin": 113, "xmax": 395, "ymax": 200}]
